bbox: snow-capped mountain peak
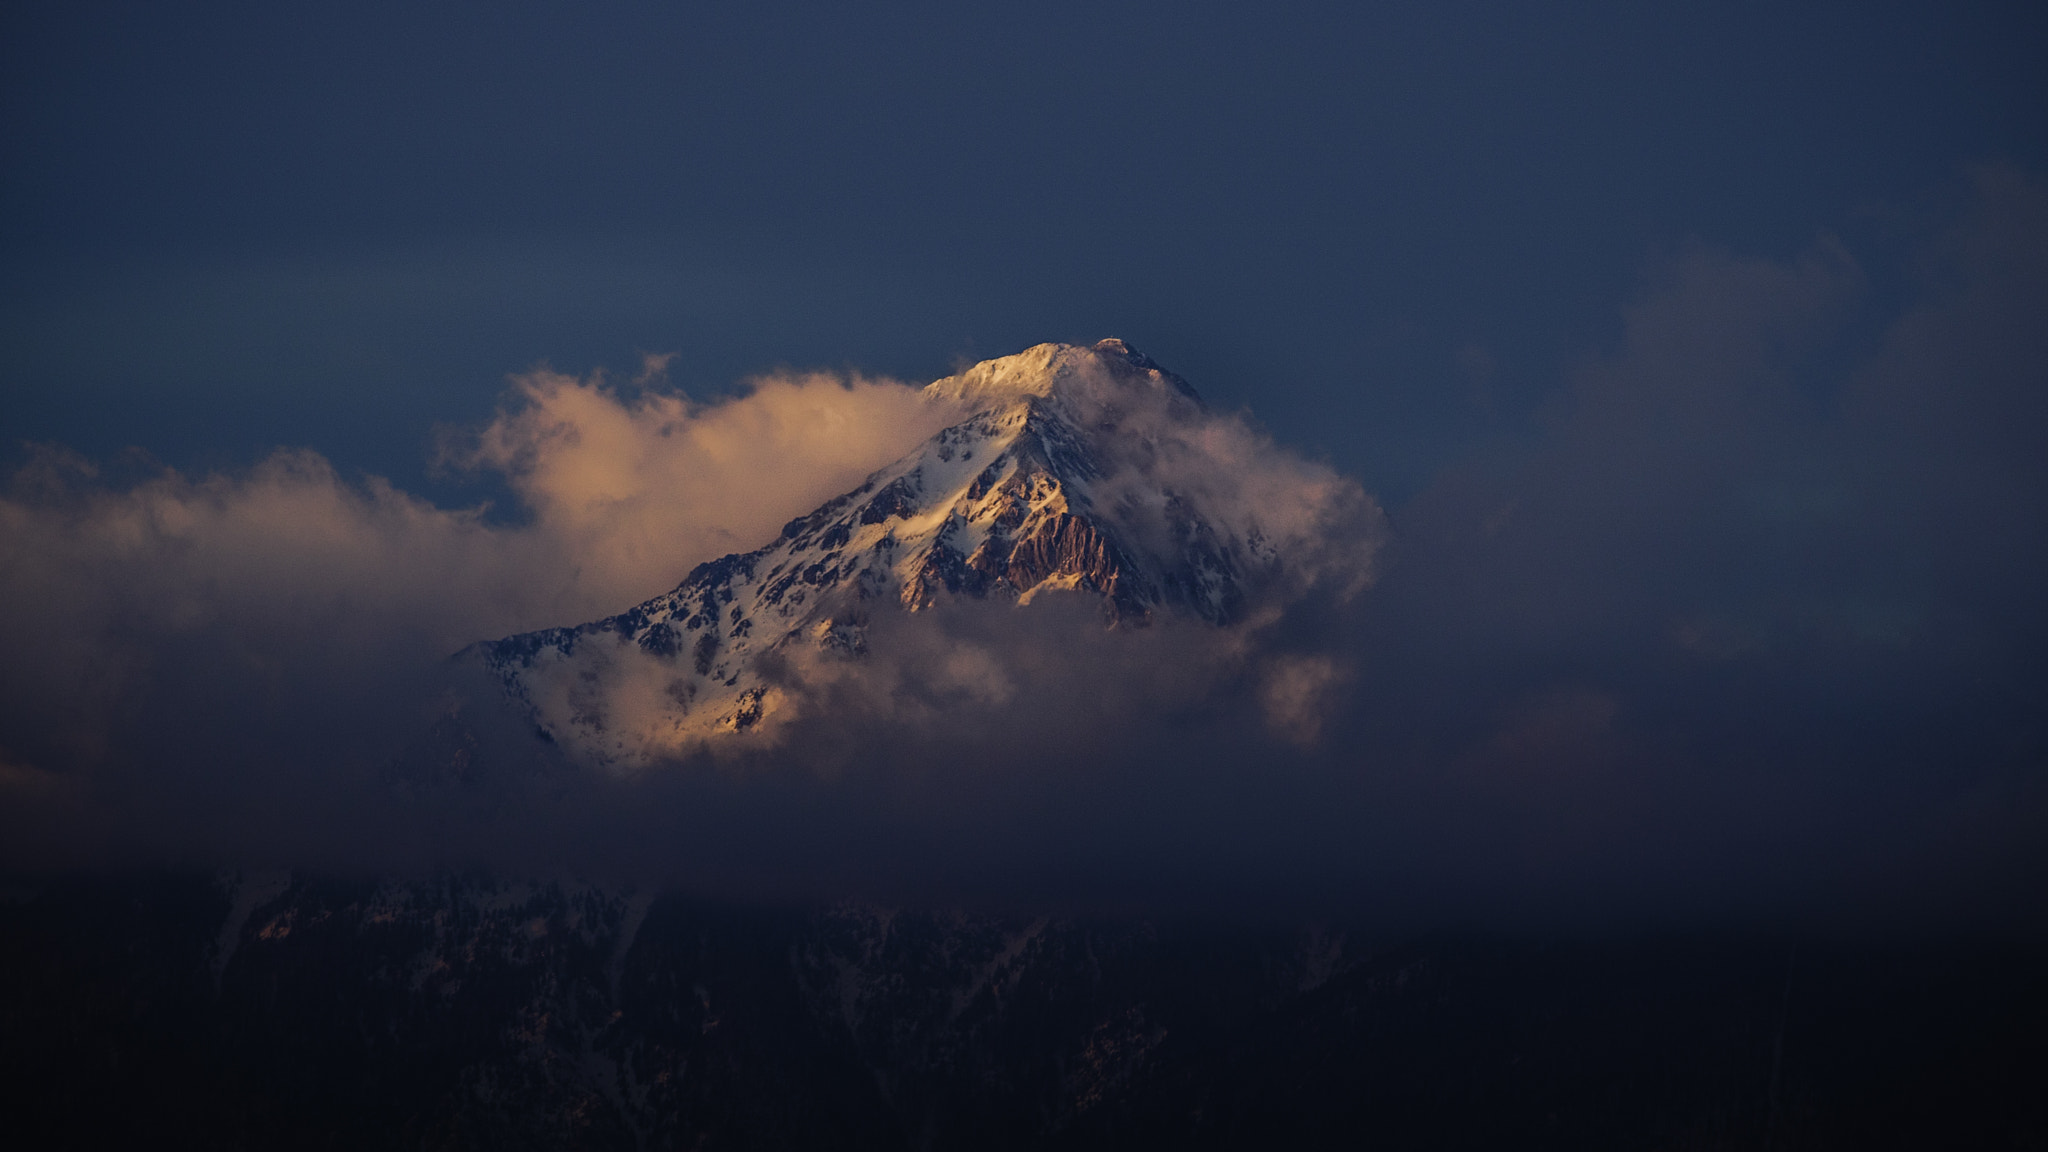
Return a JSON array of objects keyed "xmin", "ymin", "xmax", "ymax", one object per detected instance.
[
  {"xmin": 468, "ymin": 340, "xmax": 1320, "ymax": 765},
  {"xmin": 923, "ymin": 337, "xmax": 1201, "ymax": 412}
]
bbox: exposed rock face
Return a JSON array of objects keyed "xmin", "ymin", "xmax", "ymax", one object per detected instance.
[{"xmin": 467, "ymin": 340, "xmax": 1297, "ymax": 766}]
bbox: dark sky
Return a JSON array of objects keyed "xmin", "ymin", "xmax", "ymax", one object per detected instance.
[
  {"xmin": 5, "ymin": 1, "xmax": 2041, "ymax": 499},
  {"xmin": 2, "ymin": 1, "xmax": 2045, "ymax": 926}
]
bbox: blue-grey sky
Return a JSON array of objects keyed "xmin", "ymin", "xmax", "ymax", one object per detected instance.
[
  {"xmin": 3, "ymin": 1, "xmax": 2045, "ymax": 923},
  {"xmin": 5, "ymin": 1, "xmax": 2041, "ymax": 500}
]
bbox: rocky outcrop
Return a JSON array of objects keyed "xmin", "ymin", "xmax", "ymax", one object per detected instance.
[{"xmin": 468, "ymin": 340, "xmax": 1292, "ymax": 764}]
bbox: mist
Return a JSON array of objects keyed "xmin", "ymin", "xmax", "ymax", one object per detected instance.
[{"xmin": 2, "ymin": 173, "xmax": 2044, "ymax": 933}]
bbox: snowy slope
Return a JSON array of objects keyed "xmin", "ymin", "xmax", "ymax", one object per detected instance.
[{"xmin": 468, "ymin": 339, "xmax": 1303, "ymax": 764}]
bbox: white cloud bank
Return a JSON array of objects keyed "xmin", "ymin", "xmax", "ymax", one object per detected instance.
[
  {"xmin": 0, "ymin": 352, "xmax": 1372, "ymax": 794},
  {"xmin": 0, "ymin": 368, "xmax": 958, "ymax": 780}
]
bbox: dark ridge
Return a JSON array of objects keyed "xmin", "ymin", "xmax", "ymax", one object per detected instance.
[
  {"xmin": 4, "ymin": 874, "xmax": 2042, "ymax": 1151},
  {"xmin": 1092, "ymin": 338, "xmax": 1202, "ymax": 404}
]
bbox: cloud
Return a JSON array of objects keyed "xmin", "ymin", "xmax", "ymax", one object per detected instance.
[
  {"xmin": 1344, "ymin": 166, "xmax": 2048, "ymax": 928},
  {"xmin": 1258, "ymin": 655, "xmax": 1350, "ymax": 747},
  {"xmin": 447, "ymin": 366, "xmax": 958, "ymax": 613},
  {"xmin": 0, "ymin": 352, "xmax": 1370, "ymax": 888},
  {"xmin": 475, "ymin": 347, "xmax": 1387, "ymax": 773},
  {"xmin": 5, "ymin": 367, "xmax": 953, "ymax": 647},
  {"xmin": 0, "ymin": 171, "xmax": 2044, "ymax": 931},
  {"xmin": 0, "ymin": 368, "xmax": 960, "ymax": 860}
]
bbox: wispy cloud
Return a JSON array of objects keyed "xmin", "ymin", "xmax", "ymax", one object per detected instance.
[{"xmin": 0, "ymin": 172, "xmax": 2043, "ymax": 928}]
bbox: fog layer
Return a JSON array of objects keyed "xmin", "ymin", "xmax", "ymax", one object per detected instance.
[{"xmin": 2, "ymin": 174, "xmax": 2043, "ymax": 930}]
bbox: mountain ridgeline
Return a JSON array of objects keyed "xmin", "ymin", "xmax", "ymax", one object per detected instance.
[
  {"xmin": 7, "ymin": 872, "xmax": 2041, "ymax": 1150},
  {"xmin": 469, "ymin": 340, "xmax": 1344, "ymax": 766}
]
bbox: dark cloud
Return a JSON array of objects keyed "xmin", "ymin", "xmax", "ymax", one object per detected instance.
[
  {"xmin": 1345, "ymin": 167, "xmax": 2048, "ymax": 928},
  {"xmin": 2, "ymin": 175, "xmax": 2044, "ymax": 932}
]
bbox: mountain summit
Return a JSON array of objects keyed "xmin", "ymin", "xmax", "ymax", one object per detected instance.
[{"xmin": 470, "ymin": 340, "xmax": 1327, "ymax": 764}]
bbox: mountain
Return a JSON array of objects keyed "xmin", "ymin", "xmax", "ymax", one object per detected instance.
[
  {"xmin": 9, "ymin": 871, "xmax": 2042, "ymax": 1150},
  {"xmin": 468, "ymin": 340, "xmax": 1300, "ymax": 765}
]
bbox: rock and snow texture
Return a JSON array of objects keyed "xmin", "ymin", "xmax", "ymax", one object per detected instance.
[{"xmin": 469, "ymin": 339, "xmax": 1376, "ymax": 767}]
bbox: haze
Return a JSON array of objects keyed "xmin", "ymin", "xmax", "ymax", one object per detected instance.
[{"xmin": 2, "ymin": 1, "xmax": 2044, "ymax": 931}]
